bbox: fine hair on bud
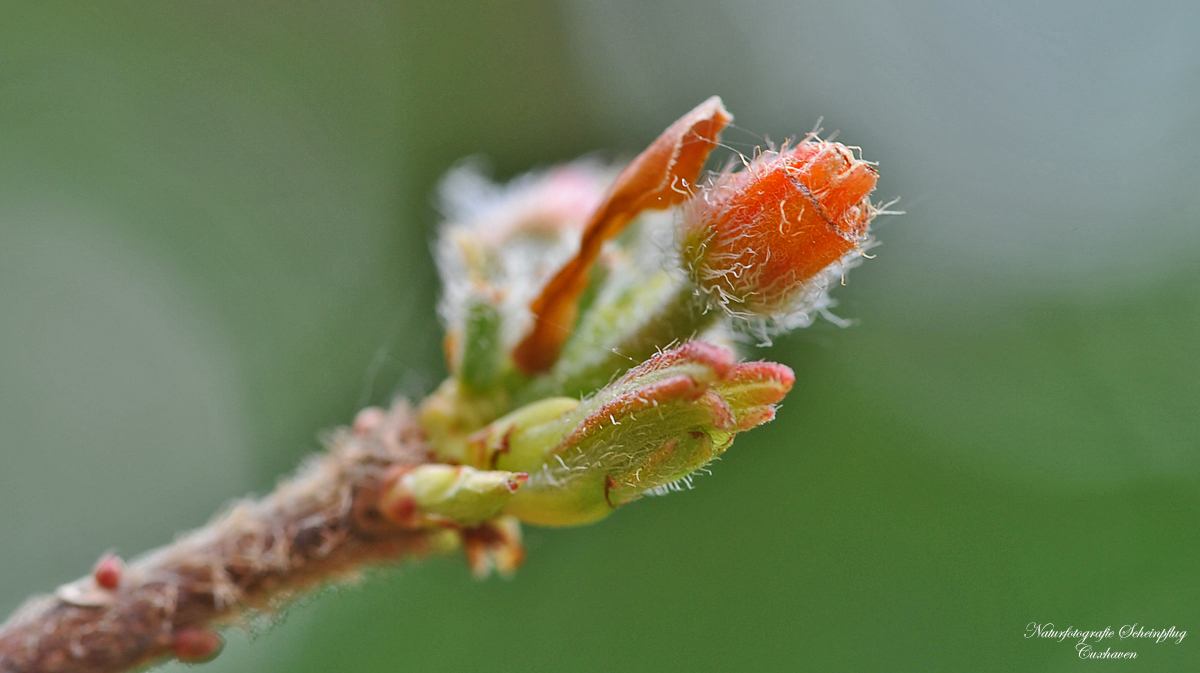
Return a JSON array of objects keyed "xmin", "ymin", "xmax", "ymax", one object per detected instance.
[{"xmin": 678, "ymin": 138, "xmax": 881, "ymax": 343}]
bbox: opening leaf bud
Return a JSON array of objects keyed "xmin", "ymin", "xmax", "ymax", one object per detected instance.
[{"xmin": 470, "ymin": 341, "xmax": 793, "ymax": 527}]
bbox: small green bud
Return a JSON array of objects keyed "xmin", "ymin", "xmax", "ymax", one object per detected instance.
[
  {"xmin": 467, "ymin": 396, "xmax": 581, "ymax": 470},
  {"xmin": 380, "ymin": 464, "xmax": 528, "ymax": 527}
]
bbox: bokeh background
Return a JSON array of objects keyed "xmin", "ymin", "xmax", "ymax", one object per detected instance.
[{"xmin": 2, "ymin": 2, "xmax": 1197, "ymax": 671}]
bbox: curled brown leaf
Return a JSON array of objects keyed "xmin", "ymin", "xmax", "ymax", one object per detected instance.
[{"xmin": 512, "ymin": 96, "xmax": 732, "ymax": 373}]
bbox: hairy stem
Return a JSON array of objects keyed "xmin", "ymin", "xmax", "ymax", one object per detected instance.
[{"xmin": 0, "ymin": 402, "xmax": 448, "ymax": 673}]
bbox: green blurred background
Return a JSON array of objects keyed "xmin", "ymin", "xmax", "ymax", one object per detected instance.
[{"xmin": 2, "ymin": 2, "xmax": 1197, "ymax": 671}]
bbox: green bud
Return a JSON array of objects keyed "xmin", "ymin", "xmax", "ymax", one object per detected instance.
[
  {"xmin": 380, "ymin": 464, "xmax": 528, "ymax": 527},
  {"xmin": 468, "ymin": 341, "xmax": 793, "ymax": 527},
  {"xmin": 467, "ymin": 396, "xmax": 581, "ymax": 471}
]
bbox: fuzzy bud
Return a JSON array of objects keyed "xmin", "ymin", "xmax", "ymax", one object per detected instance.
[
  {"xmin": 470, "ymin": 341, "xmax": 793, "ymax": 526},
  {"xmin": 679, "ymin": 140, "xmax": 878, "ymax": 319}
]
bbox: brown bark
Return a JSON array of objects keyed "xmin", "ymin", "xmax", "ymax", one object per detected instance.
[{"xmin": 0, "ymin": 402, "xmax": 442, "ymax": 673}]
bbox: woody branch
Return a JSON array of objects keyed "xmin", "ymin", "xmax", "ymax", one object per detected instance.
[{"xmin": 0, "ymin": 403, "xmax": 447, "ymax": 673}]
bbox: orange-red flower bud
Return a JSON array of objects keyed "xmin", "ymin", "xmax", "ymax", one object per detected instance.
[{"xmin": 679, "ymin": 140, "xmax": 878, "ymax": 318}]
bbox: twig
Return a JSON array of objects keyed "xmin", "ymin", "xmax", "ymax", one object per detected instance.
[{"xmin": 0, "ymin": 401, "xmax": 442, "ymax": 673}]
